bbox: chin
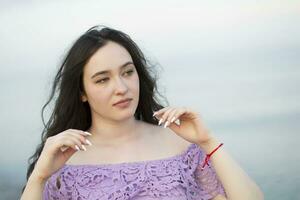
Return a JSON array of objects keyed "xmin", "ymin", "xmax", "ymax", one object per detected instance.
[{"xmin": 115, "ymin": 110, "xmax": 136, "ymax": 121}]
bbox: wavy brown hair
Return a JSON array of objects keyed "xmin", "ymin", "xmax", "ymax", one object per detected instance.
[{"xmin": 22, "ymin": 25, "xmax": 168, "ymax": 193}]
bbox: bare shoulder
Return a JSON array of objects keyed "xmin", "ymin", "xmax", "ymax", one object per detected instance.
[
  {"xmin": 160, "ymin": 125, "xmax": 193, "ymax": 152},
  {"xmin": 142, "ymin": 121, "xmax": 193, "ymax": 154}
]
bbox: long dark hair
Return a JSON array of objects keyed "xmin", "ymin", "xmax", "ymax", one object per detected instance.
[{"xmin": 23, "ymin": 25, "xmax": 168, "ymax": 192}]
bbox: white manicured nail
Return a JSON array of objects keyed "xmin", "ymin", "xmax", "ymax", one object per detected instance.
[
  {"xmin": 81, "ymin": 145, "xmax": 87, "ymax": 151},
  {"xmin": 164, "ymin": 121, "xmax": 169, "ymax": 128},
  {"xmin": 60, "ymin": 146, "xmax": 68, "ymax": 152},
  {"xmin": 75, "ymin": 145, "xmax": 80, "ymax": 151},
  {"xmin": 171, "ymin": 117, "xmax": 176, "ymax": 123},
  {"xmin": 85, "ymin": 139, "xmax": 92, "ymax": 146},
  {"xmin": 84, "ymin": 131, "xmax": 92, "ymax": 136},
  {"xmin": 158, "ymin": 118, "xmax": 163, "ymax": 126}
]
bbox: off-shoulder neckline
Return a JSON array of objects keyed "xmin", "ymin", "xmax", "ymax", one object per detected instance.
[{"xmin": 63, "ymin": 143, "xmax": 197, "ymax": 168}]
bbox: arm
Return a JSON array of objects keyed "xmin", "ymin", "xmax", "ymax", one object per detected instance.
[
  {"xmin": 198, "ymin": 136, "xmax": 264, "ymax": 200},
  {"xmin": 20, "ymin": 129, "xmax": 92, "ymax": 200},
  {"xmin": 20, "ymin": 171, "xmax": 47, "ymax": 200},
  {"xmin": 152, "ymin": 106, "xmax": 264, "ymax": 200}
]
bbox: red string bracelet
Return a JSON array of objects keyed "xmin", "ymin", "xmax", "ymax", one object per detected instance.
[{"xmin": 201, "ymin": 143, "xmax": 224, "ymax": 170}]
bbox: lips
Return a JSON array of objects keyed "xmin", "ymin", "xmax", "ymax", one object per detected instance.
[{"xmin": 113, "ymin": 98, "xmax": 132, "ymax": 106}]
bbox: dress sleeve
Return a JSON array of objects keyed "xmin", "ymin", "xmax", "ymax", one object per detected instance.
[
  {"xmin": 42, "ymin": 180, "xmax": 50, "ymax": 200},
  {"xmin": 194, "ymin": 145, "xmax": 227, "ymax": 199},
  {"xmin": 42, "ymin": 174, "xmax": 61, "ymax": 200}
]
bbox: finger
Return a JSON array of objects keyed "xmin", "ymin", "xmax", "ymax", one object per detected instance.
[
  {"xmin": 69, "ymin": 133, "xmax": 92, "ymax": 148},
  {"xmin": 155, "ymin": 107, "xmax": 173, "ymax": 125},
  {"xmin": 67, "ymin": 131, "xmax": 92, "ymax": 146},
  {"xmin": 166, "ymin": 109, "xmax": 180, "ymax": 125},
  {"xmin": 169, "ymin": 108, "xmax": 188, "ymax": 124},
  {"xmin": 68, "ymin": 129, "xmax": 92, "ymax": 136},
  {"xmin": 159, "ymin": 107, "xmax": 176, "ymax": 127},
  {"xmin": 58, "ymin": 138, "xmax": 82, "ymax": 152},
  {"xmin": 153, "ymin": 106, "xmax": 170, "ymax": 117},
  {"xmin": 60, "ymin": 145, "xmax": 80, "ymax": 152},
  {"xmin": 59, "ymin": 135, "xmax": 87, "ymax": 151},
  {"xmin": 162, "ymin": 108, "xmax": 178, "ymax": 128},
  {"xmin": 175, "ymin": 108, "xmax": 188, "ymax": 120},
  {"xmin": 176, "ymin": 107, "xmax": 197, "ymax": 120},
  {"xmin": 60, "ymin": 146, "xmax": 69, "ymax": 152},
  {"xmin": 62, "ymin": 146, "xmax": 78, "ymax": 158}
]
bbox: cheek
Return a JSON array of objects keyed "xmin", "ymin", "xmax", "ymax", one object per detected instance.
[
  {"xmin": 87, "ymin": 86, "xmax": 110, "ymax": 105},
  {"xmin": 132, "ymin": 74, "xmax": 140, "ymax": 93}
]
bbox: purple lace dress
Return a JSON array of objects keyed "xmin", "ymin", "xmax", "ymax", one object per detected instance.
[{"xmin": 43, "ymin": 143, "xmax": 227, "ymax": 200}]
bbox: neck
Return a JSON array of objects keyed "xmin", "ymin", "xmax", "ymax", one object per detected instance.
[{"xmin": 86, "ymin": 116, "xmax": 141, "ymax": 146}]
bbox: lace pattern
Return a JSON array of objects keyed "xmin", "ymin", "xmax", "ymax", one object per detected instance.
[{"xmin": 43, "ymin": 143, "xmax": 226, "ymax": 200}]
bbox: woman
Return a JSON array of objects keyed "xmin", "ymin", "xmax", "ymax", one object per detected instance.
[{"xmin": 21, "ymin": 25, "xmax": 263, "ymax": 200}]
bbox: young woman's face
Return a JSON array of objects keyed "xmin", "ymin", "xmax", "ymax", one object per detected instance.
[{"xmin": 81, "ymin": 41, "xmax": 140, "ymax": 121}]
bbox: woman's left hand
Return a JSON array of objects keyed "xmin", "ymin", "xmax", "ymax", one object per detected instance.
[{"xmin": 153, "ymin": 106, "xmax": 213, "ymax": 145}]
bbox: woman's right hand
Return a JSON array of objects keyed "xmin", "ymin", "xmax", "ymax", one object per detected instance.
[{"xmin": 30, "ymin": 129, "xmax": 92, "ymax": 182}]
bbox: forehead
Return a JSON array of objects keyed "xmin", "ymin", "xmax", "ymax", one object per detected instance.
[{"xmin": 84, "ymin": 41, "xmax": 133, "ymax": 74}]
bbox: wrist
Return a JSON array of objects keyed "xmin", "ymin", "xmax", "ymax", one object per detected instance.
[
  {"xmin": 28, "ymin": 170, "xmax": 49, "ymax": 185},
  {"xmin": 197, "ymin": 136, "xmax": 220, "ymax": 154}
]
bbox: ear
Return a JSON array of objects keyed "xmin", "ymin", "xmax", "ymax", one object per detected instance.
[
  {"xmin": 81, "ymin": 91, "xmax": 88, "ymax": 102},
  {"xmin": 81, "ymin": 96, "xmax": 87, "ymax": 102}
]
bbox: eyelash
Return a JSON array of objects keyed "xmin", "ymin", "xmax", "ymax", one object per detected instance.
[{"xmin": 96, "ymin": 70, "xmax": 134, "ymax": 83}]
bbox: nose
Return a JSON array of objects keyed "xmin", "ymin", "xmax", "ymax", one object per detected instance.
[{"xmin": 114, "ymin": 76, "xmax": 128, "ymax": 95}]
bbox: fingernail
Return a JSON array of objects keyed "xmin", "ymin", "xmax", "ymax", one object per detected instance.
[
  {"xmin": 158, "ymin": 118, "xmax": 163, "ymax": 126},
  {"xmin": 85, "ymin": 139, "xmax": 92, "ymax": 146},
  {"xmin": 75, "ymin": 145, "xmax": 80, "ymax": 151},
  {"xmin": 152, "ymin": 112, "xmax": 157, "ymax": 117},
  {"xmin": 164, "ymin": 121, "xmax": 169, "ymax": 128},
  {"xmin": 81, "ymin": 145, "xmax": 87, "ymax": 151},
  {"xmin": 84, "ymin": 131, "xmax": 92, "ymax": 136},
  {"xmin": 60, "ymin": 146, "xmax": 68, "ymax": 152},
  {"xmin": 171, "ymin": 117, "xmax": 176, "ymax": 123}
]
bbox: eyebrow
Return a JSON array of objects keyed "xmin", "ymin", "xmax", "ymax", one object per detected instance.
[{"xmin": 91, "ymin": 61, "xmax": 134, "ymax": 79}]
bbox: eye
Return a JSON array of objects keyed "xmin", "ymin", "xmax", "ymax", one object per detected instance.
[
  {"xmin": 124, "ymin": 70, "xmax": 134, "ymax": 76},
  {"xmin": 96, "ymin": 78, "xmax": 109, "ymax": 83}
]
